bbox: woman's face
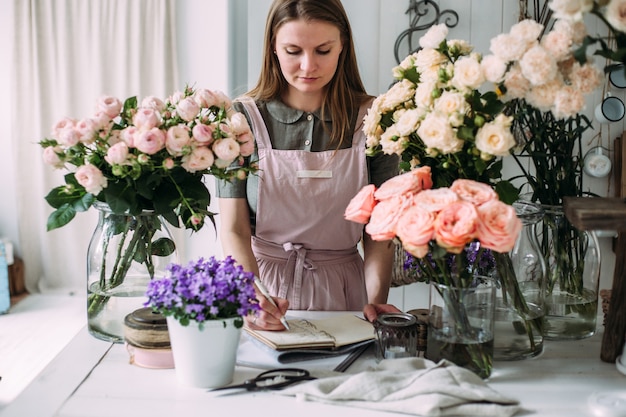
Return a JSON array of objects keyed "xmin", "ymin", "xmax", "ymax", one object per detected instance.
[{"xmin": 274, "ymin": 19, "xmax": 343, "ymax": 103}]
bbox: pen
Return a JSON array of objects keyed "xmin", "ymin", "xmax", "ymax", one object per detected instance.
[{"xmin": 254, "ymin": 277, "xmax": 290, "ymax": 331}]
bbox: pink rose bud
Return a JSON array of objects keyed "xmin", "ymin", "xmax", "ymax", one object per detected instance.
[
  {"xmin": 42, "ymin": 146, "xmax": 65, "ymax": 168},
  {"xmin": 193, "ymin": 88, "xmax": 220, "ymax": 108},
  {"xmin": 75, "ymin": 164, "xmax": 107, "ymax": 195},
  {"xmin": 105, "ymin": 142, "xmax": 129, "ymax": 165},
  {"xmin": 163, "ymin": 158, "xmax": 175, "ymax": 170}
]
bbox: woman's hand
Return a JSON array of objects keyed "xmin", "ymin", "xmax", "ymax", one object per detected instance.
[
  {"xmin": 246, "ymin": 295, "xmax": 290, "ymax": 331},
  {"xmin": 362, "ymin": 303, "xmax": 402, "ymax": 323}
]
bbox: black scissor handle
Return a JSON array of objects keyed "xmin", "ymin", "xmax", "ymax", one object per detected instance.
[{"xmin": 250, "ymin": 368, "xmax": 315, "ymax": 390}]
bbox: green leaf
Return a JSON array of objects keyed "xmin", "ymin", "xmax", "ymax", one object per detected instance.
[
  {"xmin": 496, "ymin": 181, "xmax": 520, "ymax": 205},
  {"xmin": 151, "ymin": 237, "xmax": 176, "ymax": 257},
  {"xmin": 457, "ymin": 126, "xmax": 475, "ymax": 141},
  {"xmin": 47, "ymin": 204, "xmax": 77, "ymax": 231}
]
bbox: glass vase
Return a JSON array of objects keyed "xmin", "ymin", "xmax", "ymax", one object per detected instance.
[
  {"xmin": 425, "ymin": 276, "xmax": 496, "ymax": 379},
  {"xmin": 538, "ymin": 205, "xmax": 601, "ymax": 340},
  {"xmin": 492, "ymin": 201, "xmax": 546, "ymax": 361},
  {"xmin": 87, "ymin": 202, "xmax": 178, "ymax": 343}
]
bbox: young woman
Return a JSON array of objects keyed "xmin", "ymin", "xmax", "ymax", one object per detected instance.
[{"xmin": 217, "ymin": 0, "xmax": 398, "ymax": 330}]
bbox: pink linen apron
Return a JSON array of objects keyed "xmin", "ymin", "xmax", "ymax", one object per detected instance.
[{"xmin": 238, "ymin": 97, "xmax": 369, "ymax": 310}]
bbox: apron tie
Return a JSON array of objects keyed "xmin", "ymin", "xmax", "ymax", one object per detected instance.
[{"xmin": 281, "ymin": 242, "xmax": 317, "ymax": 307}]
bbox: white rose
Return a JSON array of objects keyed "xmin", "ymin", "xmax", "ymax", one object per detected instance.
[
  {"xmin": 363, "ymin": 106, "xmax": 383, "ymax": 137},
  {"xmin": 414, "ymin": 48, "xmax": 447, "ymax": 72},
  {"xmin": 526, "ymin": 80, "xmax": 561, "ymax": 112},
  {"xmin": 510, "ymin": 19, "xmax": 544, "ymax": 44},
  {"xmin": 490, "ymin": 33, "xmax": 531, "ymax": 62},
  {"xmin": 553, "ymin": 86, "xmax": 585, "ymax": 119},
  {"xmin": 434, "ymin": 91, "xmax": 468, "ymax": 116},
  {"xmin": 503, "ymin": 64, "xmax": 531, "ymax": 100},
  {"xmin": 417, "ymin": 112, "xmax": 463, "ymax": 154},
  {"xmin": 519, "ymin": 45, "xmax": 557, "ymax": 86},
  {"xmin": 475, "ymin": 114, "xmax": 516, "ymax": 156},
  {"xmin": 481, "ymin": 54, "xmax": 508, "ymax": 83},
  {"xmin": 380, "ymin": 126, "xmax": 409, "ymax": 155},
  {"xmin": 541, "ymin": 30, "xmax": 573, "ymax": 62},
  {"xmin": 414, "ymin": 79, "xmax": 437, "ymax": 109},
  {"xmin": 452, "ymin": 55, "xmax": 485, "ymax": 91},
  {"xmin": 606, "ymin": 0, "xmax": 626, "ymax": 32},
  {"xmin": 569, "ymin": 62, "xmax": 603, "ymax": 94},
  {"xmin": 419, "ymin": 23, "xmax": 449, "ymax": 49},
  {"xmin": 395, "ymin": 108, "xmax": 422, "ymax": 136},
  {"xmin": 381, "ymin": 79, "xmax": 415, "ymax": 111},
  {"xmin": 549, "ymin": 0, "xmax": 593, "ymax": 21}
]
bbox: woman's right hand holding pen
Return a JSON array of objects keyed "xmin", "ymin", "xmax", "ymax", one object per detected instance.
[{"xmin": 247, "ymin": 284, "xmax": 290, "ymax": 331}]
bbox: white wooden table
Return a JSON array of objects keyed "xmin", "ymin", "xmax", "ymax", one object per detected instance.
[{"xmin": 1, "ymin": 311, "xmax": 624, "ymax": 417}]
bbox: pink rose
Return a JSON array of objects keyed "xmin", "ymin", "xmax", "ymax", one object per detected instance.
[
  {"xmin": 57, "ymin": 127, "xmax": 80, "ymax": 147},
  {"xmin": 133, "ymin": 108, "xmax": 161, "ymax": 130},
  {"xmin": 412, "ymin": 188, "xmax": 459, "ymax": 212},
  {"xmin": 95, "ymin": 96, "xmax": 122, "ymax": 119},
  {"xmin": 134, "ymin": 128, "xmax": 166, "ymax": 155},
  {"xmin": 192, "ymin": 123, "xmax": 215, "ymax": 144},
  {"xmin": 182, "ymin": 146, "xmax": 214, "ymax": 172},
  {"xmin": 42, "ymin": 146, "xmax": 64, "ymax": 168},
  {"xmin": 365, "ymin": 196, "xmax": 406, "ymax": 241},
  {"xmin": 75, "ymin": 164, "xmax": 107, "ymax": 195},
  {"xmin": 434, "ymin": 201, "xmax": 478, "ymax": 253},
  {"xmin": 237, "ymin": 132, "xmax": 255, "ymax": 157},
  {"xmin": 163, "ymin": 158, "xmax": 175, "ymax": 170},
  {"xmin": 450, "ymin": 179, "xmax": 498, "ymax": 206},
  {"xmin": 176, "ymin": 97, "xmax": 200, "ymax": 122},
  {"xmin": 75, "ymin": 118, "xmax": 97, "ymax": 144},
  {"xmin": 105, "ymin": 142, "xmax": 129, "ymax": 165},
  {"xmin": 91, "ymin": 111, "xmax": 113, "ymax": 131},
  {"xmin": 168, "ymin": 91, "xmax": 185, "ymax": 105},
  {"xmin": 344, "ymin": 184, "xmax": 377, "ymax": 224},
  {"xmin": 140, "ymin": 96, "xmax": 166, "ymax": 112},
  {"xmin": 166, "ymin": 125, "xmax": 191, "ymax": 156},
  {"xmin": 476, "ymin": 200, "xmax": 522, "ymax": 253},
  {"xmin": 120, "ymin": 126, "xmax": 137, "ymax": 148},
  {"xmin": 51, "ymin": 117, "xmax": 76, "ymax": 139},
  {"xmin": 374, "ymin": 166, "xmax": 433, "ymax": 201},
  {"xmin": 212, "ymin": 138, "xmax": 240, "ymax": 166},
  {"xmin": 229, "ymin": 112, "xmax": 251, "ymax": 135},
  {"xmin": 193, "ymin": 88, "xmax": 221, "ymax": 108},
  {"xmin": 396, "ymin": 204, "xmax": 436, "ymax": 258}
]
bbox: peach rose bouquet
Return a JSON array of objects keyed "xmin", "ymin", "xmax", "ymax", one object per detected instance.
[{"xmin": 345, "ymin": 166, "xmax": 522, "ymax": 287}]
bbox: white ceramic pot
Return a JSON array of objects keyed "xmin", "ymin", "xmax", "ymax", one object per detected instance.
[{"xmin": 166, "ymin": 316, "xmax": 242, "ymax": 388}]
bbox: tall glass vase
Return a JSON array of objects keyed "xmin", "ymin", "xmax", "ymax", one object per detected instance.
[
  {"xmin": 492, "ymin": 201, "xmax": 546, "ymax": 361},
  {"xmin": 538, "ymin": 205, "xmax": 601, "ymax": 340},
  {"xmin": 87, "ymin": 202, "xmax": 178, "ymax": 343},
  {"xmin": 426, "ymin": 276, "xmax": 496, "ymax": 379}
]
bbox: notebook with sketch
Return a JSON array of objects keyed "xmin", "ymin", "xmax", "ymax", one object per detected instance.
[{"xmin": 243, "ymin": 314, "xmax": 375, "ymax": 351}]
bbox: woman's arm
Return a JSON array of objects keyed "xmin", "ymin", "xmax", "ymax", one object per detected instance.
[
  {"xmin": 362, "ymin": 233, "xmax": 394, "ymax": 304},
  {"xmin": 218, "ymin": 197, "xmax": 288, "ymax": 330}
]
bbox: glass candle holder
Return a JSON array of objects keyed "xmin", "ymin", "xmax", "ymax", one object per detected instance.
[{"xmin": 374, "ymin": 312, "xmax": 418, "ymax": 361}]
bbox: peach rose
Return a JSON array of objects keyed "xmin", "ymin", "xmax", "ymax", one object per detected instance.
[
  {"xmin": 434, "ymin": 201, "xmax": 478, "ymax": 253},
  {"xmin": 365, "ymin": 196, "xmax": 406, "ymax": 241},
  {"xmin": 374, "ymin": 166, "xmax": 433, "ymax": 201},
  {"xmin": 412, "ymin": 188, "xmax": 459, "ymax": 212},
  {"xmin": 476, "ymin": 200, "xmax": 522, "ymax": 252},
  {"xmin": 396, "ymin": 204, "xmax": 436, "ymax": 258},
  {"xmin": 344, "ymin": 184, "xmax": 377, "ymax": 224},
  {"xmin": 450, "ymin": 179, "xmax": 498, "ymax": 206}
]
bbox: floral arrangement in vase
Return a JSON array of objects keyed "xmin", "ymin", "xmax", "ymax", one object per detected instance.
[
  {"xmin": 362, "ymin": 23, "xmax": 518, "ymax": 202},
  {"xmin": 39, "ymin": 86, "xmax": 258, "ymax": 341},
  {"xmin": 345, "ymin": 166, "xmax": 522, "ymax": 377},
  {"xmin": 144, "ymin": 256, "xmax": 260, "ymax": 328}
]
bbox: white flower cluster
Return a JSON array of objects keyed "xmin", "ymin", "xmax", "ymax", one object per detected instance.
[
  {"xmin": 486, "ymin": 18, "xmax": 602, "ymax": 119},
  {"xmin": 363, "ymin": 24, "xmax": 516, "ymax": 162}
]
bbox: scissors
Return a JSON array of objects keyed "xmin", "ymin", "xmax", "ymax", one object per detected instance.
[{"xmin": 210, "ymin": 368, "xmax": 316, "ymax": 392}]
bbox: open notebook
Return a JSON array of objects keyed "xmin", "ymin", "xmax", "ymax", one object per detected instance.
[{"xmin": 243, "ymin": 314, "xmax": 375, "ymax": 351}]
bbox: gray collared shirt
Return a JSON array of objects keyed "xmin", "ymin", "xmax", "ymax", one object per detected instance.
[{"xmin": 216, "ymin": 99, "xmax": 398, "ymax": 227}]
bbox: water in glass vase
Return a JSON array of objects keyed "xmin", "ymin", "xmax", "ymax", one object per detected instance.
[
  {"xmin": 426, "ymin": 332, "xmax": 494, "ymax": 379},
  {"xmin": 493, "ymin": 301, "xmax": 544, "ymax": 360},
  {"xmin": 543, "ymin": 289, "xmax": 598, "ymax": 339},
  {"xmin": 87, "ymin": 275, "xmax": 150, "ymax": 343}
]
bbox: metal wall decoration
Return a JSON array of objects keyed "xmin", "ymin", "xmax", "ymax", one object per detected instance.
[{"xmin": 393, "ymin": 0, "xmax": 459, "ymax": 64}]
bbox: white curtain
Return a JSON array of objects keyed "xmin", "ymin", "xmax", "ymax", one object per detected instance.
[{"xmin": 13, "ymin": 0, "xmax": 179, "ymax": 292}]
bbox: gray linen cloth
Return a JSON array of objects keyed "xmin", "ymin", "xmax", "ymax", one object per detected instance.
[{"xmin": 277, "ymin": 357, "xmax": 521, "ymax": 417}]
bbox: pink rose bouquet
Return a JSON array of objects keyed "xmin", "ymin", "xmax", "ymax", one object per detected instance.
[{"xmin": 345, "ymin": 166, "xmax": 522, "ymax": 287}]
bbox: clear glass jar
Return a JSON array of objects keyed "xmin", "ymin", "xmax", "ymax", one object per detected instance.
[
  {"xmin": 538, "ymin": 205, "xmax": 601, "ymax": 340},
  {"xmin": 87, "ymin": 202, "xmax": 178, "ymax": 343},
  {"xmin": 374, "ymin": 312, "xmax": 419, "ymax": 361},
  {"xmin": 493, "ymin": 201, "xmax": 546, "ymax": 361}
]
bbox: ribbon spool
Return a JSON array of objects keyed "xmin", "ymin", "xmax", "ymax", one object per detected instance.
[{"xmin": 123, "ymin": 307, "xmax": 174, "ymax": 368}]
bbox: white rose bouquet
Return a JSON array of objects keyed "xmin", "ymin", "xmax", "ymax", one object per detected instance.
[{"xmin": 363, "ymin": 24, "xmax": 518, "ymax": 202}]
